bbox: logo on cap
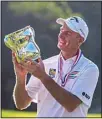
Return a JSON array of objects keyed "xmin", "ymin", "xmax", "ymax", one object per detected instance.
[{"xmin": 70, "ymin": 17, "xmax": 79, "ymax": 23}]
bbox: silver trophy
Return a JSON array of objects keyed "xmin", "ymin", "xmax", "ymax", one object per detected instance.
[{"xmin": 4, "ymin": 25, "xmax": 41, "ymax": 63}]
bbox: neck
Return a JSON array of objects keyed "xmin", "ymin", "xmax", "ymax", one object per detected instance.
[{"xmin": 61, "ymin": 49, "xmax": 79, "ymax": 60}]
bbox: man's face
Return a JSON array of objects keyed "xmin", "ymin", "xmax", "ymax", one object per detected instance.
[{"xmin": 57, "ymin": 23, "xmax": 83, "ymax": 51}]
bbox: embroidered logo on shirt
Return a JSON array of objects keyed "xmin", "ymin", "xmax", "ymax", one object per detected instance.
[
  {"xmin": 68, "ymin": 71, "xmax": 79, "ymax": 79},
  {"xmin": 82, "ymin": 92, "xmax": 90, "ymax": 100},
  {"xmin": 61, "ymin": 71, "xmax": 79, "ymax": 85},
  {"xmin": 49, "ymin": 68, "xmax": 56, "ymax": 78}
]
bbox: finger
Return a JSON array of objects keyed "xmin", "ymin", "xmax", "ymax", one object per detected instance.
[
  {"xmin": 20, "ymin": 60, "xmax": 31, "ymax": 68},
  {"xmin": 20, "ymin": 64, "xmax": 28, "ymax": 70},
  {"xmin": 38, "ymin": 59, "xmax": 43, "ymax": 65},
  {"xmin": 12, "ymin": 52, "xmax": 17, "ymax": 64},
  {"xmin": 38, "ymin": 58, "xmax": 42, "ymax": 61},
  {"xmin": 12, "ymin": 52, "xmax": 15, "ymax": 57},
  {"xmin": 37, "ymin": 59, "xmax": 45, "ymax": 71},
  {"xmin": 20, "ymin": 60, "xmax": 36, "ymax": 73},
  {"xmin": 12, "ymin": 51, "xmax": 15, "ymax": 59},
  {"xmin": 26, "ymin": 58, "xmax": 37, "ymax": 65},
  {"xmin": 20, "ymin": 60, "xmax": 27, "ymax": 66},
  {"xmin": 11, "ymin": 52, "xmax": 26, "ymax": 71}
]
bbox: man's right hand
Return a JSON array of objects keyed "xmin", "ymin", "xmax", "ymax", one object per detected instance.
[{"xmin": 12, "ymin": 52, "xmax": 28, "ymax": 79}]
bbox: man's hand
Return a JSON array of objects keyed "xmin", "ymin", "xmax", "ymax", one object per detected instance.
[
  {"xmin": 12, "ymin": 52, "xmax": 28, "ymax": 79},
  {"xmin": 20, "ymin": 58, "xmax": 46, "ymax": 79}
]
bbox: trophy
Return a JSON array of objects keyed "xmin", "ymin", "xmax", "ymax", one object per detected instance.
[{"xmin": 4, "ymin": 25, "xmax": 41, "ymax": 63}]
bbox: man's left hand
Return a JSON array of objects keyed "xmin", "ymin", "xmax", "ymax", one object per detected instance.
[{"xmin": 20, "ymin": 59, "xmax": 46, "ymax": 79}]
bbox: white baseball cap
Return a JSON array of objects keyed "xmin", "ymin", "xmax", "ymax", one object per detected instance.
[{"xmin": 56, "ymin": 16, "xmax": 89, "ymax": 42}]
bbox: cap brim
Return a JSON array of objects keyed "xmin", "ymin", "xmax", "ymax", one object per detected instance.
[
  {"xmin": 56, "ymin": 18, "xmax": 77, "ymax": 32},
  {"xmin": 56, "ymin": 18, "xmax": 77, "ymax": 33},
  {"xmin": 56, "ymin": 18, "xmax": 66, "ymax": 25}
]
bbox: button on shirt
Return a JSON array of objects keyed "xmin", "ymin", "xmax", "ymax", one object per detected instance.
[{"xmin": 26, "ymin": 52, "xmax": 99, "ymax": 117}]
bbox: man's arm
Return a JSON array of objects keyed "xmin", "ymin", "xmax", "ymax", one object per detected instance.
[
  {"xmin": 12, "ymin": 52, "xmax": 32, "ymax": 110},
  {"xmin": 38, "ymin": 63, "xmax": 99, "ymax": 112},
  {"xmin": 13, "ymin": 76, "xmax": 32, "ymax": 110},
  {"xmin": 20, "ymin": 59, "xmax": 82, "ymax": 112},
  {"xmin": 40, "ymin": 74, "xmax": 82, "ymax": 112}
]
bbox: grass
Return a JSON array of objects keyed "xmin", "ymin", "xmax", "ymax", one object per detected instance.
[
  {"xmin": 1, "ymin": 109, "xmax": 36, "ymax": 117},
  {"xmin": 1, "ymin": 109, "xmax": 101, "ymax": 118}
]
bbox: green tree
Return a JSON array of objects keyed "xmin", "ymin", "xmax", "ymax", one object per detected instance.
[{"xmin": 8, "ymin": 2, "xmax": 82, "ymax": 29}]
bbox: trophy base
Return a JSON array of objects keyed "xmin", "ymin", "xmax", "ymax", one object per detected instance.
[{"xmin": 16, "ymin": 53, "xmax": 41, "ymax": 63}]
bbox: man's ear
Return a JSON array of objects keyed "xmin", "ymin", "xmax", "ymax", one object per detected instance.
[{"xmin": 78, "ymin": 37, "xmax": 84, "ymax": 47}]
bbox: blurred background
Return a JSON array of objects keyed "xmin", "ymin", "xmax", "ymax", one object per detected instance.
[{"xmin": 1, "ymin": 1, "xmax": 101, "ymax": 118}]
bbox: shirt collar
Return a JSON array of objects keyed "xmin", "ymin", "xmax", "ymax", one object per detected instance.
[{"xmin": 60, "ymin": 53, "xmax": 77, "ymax": 64}]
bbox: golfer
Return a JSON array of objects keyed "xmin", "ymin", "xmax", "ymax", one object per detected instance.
[{"xmin": 12, "ymin": 16, "xmax": 99, "ymax": 117}]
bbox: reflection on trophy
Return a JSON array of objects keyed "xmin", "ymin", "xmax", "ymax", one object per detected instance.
[{"xmin": 4, "ymin": 25, "xmax": 41, "ymax": 63}]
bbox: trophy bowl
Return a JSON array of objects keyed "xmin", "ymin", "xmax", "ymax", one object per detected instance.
[{"xmin": 4, "ymin": 25, "xmax": 41, "ymax": 63}]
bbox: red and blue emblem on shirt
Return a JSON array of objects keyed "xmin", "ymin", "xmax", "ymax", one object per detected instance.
[
  {"xmin": 62, "ymin": 71, "xmax": 79, "ymax": 84},
  {"xmin": 68, "ymin": 71, "xmax": 79, "ymax": 79}
]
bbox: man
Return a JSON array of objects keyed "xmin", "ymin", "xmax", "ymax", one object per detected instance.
[{"xmin": 12, "ymin": 16, "xmax": 99, "ymax": 117}]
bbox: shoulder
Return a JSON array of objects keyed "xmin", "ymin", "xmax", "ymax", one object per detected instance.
[
  {"xmin": 82, "ymin": 55, "xmax": 99, "ymax": 74},
  {"xmin": 43, "ymin": 55, "xmax": 59, "ymax": 65}
]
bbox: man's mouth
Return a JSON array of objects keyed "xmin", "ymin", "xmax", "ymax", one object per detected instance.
[{"xmin": 58, "ymin": 36, "xmax": 66, "ymax": 45}]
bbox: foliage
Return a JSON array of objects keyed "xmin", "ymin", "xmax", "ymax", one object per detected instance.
[{"xmin": 8, "ymin": 2, "xmax": 82, "ymax": 29}]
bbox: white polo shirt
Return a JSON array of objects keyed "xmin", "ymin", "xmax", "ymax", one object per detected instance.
[{"xmin": 26, "ymin": 51, "xmax": 99, "ymax": 117}]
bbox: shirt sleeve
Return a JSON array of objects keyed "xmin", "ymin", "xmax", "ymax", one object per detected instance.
[
  {"xmin": 70, "ymin": 65, "xmax": 99, "ymax": 107},
  {"xmin": 26, "ymin": 75, "xmax": 41, "ymax": 103}
]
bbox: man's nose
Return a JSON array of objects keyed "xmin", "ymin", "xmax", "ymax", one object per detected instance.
[
  {"xmin": 60, "ymin": 27, "xmax": 64, "ymax": 31},
  {"xmin": 59, "ymin": 31, "xmax": 65, "ymax": 39}
]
